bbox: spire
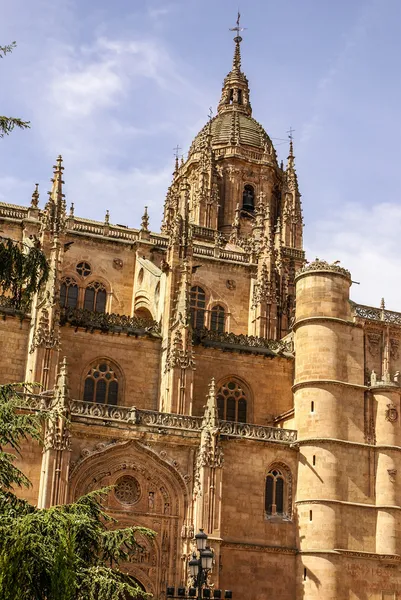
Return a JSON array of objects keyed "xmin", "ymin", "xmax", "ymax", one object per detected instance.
[
  {"xmin": 43, "ymin": 155, "xmax": 66, "ymax": 235},
  {"xmin": 31, "ymin": 183, "xmax": 39, "ymax": 208},
  {"xmin": 217, "ymin": 13, "xmax": 252, "ymax": 116},
  {"xmin": 141, "ymin": 206, "xmax": 150, "ymax": 233}
]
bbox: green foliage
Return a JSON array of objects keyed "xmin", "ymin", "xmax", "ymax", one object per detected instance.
[
  {"xmin": 0, "ymin": 42, "xmax": 30, "ymax": 137},
  {"xmin": 0, "ymin": 384, "xmax": 156, "ymax": 600},
  {"xmin": 0, "ymin": 237, "xmax": 49, "ymax": 309}
]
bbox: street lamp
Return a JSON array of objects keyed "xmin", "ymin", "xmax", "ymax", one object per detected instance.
[{"xmin": 167, "ymin": 529, "xmax": 232, "ymax": 600}]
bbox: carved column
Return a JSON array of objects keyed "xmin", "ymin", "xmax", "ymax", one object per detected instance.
[{"xmin": 38, "ymin": 356, "xmax": 71, "ymax": 508}]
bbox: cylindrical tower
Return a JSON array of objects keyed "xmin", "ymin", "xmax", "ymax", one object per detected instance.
[
  {"xmin": 373, "ymin": 386, "xmax": 401, "ymax": 554},
  {"xmin": 293, "ymin": 259, "xmax": 365, "ymax": 600}
]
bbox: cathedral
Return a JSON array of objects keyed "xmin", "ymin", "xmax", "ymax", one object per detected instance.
[{"xmin": 1, "ymin": 24, "xmax": 401, "ymax": 600}]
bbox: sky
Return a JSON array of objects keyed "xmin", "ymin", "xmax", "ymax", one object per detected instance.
[{"xmin": 1, "ymin": 0, "xmax": 401, "ymax": 309}]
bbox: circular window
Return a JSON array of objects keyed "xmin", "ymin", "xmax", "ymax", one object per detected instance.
[
  {"xmin": 115, "ymin": 476, "xmax": 140, "ymax": 505},
  {"xmin": 76, "ymin": 261, "xmax": 92, "ymax": 277}
]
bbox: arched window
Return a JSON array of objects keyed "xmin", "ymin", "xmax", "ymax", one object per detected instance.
[
  {"xmin": 60, "ymin": 277, "xmax": 78, "ymax": 308},
  {"xmin": 217, "ymin": 380, "xmax": 248, "ymax": 422},
  {"xmin": 242, "ymin": 185, "xmax": 255, "ymax": 211},
  {"xmin": 190, "ymin": 286, "xmax": 206, "ymax": 329},
  {"xmin": 83, "ymin": 361, "xmax": 119, "ymax": 405},
  {"xmin": 84, "ymin": 282, "xmax": 107, "ymax": 313},
  {"xmin": 265, "ymin": 464, "xmax": 292, "ymax": 518},
  {"xmin": 210, "ymin": 305, "xmax": 225, "ymax": 333}
]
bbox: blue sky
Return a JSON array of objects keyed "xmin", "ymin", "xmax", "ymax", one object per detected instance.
[{"xmin": 1, "ymin": 0, "xmax": 401, "ymax": 308}]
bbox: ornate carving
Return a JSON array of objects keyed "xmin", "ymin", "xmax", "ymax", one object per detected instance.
[
  {"xmin": 193, "ymin": 328, "xmax": 291, "ymax": 355},
  {"xmin": 60, "ymin": 307, "xmax": 161, "ymax": 336},
  {"xmin": 113, "ymin": 258, "xmax": 123, "ymax": 270},
  {"xmin": 367, "ymin": 333, "xmax": 381, "ymax": 357},
  {"xmin": 165, "ymin": 329, "xmax": 196, "ymax": 372},
  {"xmin": 226, "ymin": 279, "xmax": 236, "ymax": 290},
  {"xmin": 388, "ymin": 469, "xmax": 397, "ymax": 483},
  {"xmin": 390, "ymin": 338, "xmax": 400, "ymax": 360},
  {"xmin": 296, "ymin": 258, "xmax": 351, "ymax": 280},
  {"xmin": 114, "ymin": 475, "xmax": 141, "ymax": 505},
  {"xmin": 385, "ymin": 403, "xmax": 398, "ymax": 422},
  {"xmin": 30, "ymin": 307, "xmax": 60, "ymax": 353},
  {"xmin": 354, "ymin": 302, "xmax": 401, "ymax": 325},
  {"xmin": 220, "ymin": 421, "xmax": 297, "ymax": 443}
]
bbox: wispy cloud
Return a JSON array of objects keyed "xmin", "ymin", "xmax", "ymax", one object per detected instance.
[{"xmin": 306, "ymin": 201, "xmax": 401, "ymax": 309}]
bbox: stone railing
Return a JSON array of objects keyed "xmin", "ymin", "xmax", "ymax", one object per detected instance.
[
  {"xmin": 0, "ymin": 202, "xmax": 28, "ymax": 220},
  {"xmin": 60, "ymin": 307, "xmax": 161, "ymax": 336},
  {"xmin": 193, "ymin": 328, "xmax": 292, "ymax": 356},
  {"xmin": 17, "ymin": 396, "xmax": 297, "ymax": 443},
  {"xmin": 220, "ymin": 420, "xmax": 297, "ymax": 443},
  {"xmin": 353, "ymin": 303, "xmax": 401, "ymax": 326},
  {"xmin": 192, "ymin": 225, "xmax": 215, "ymax": 241},
  {"xmin": 282, "ymin": 247, "xmax": 305, "ymax": 261}
]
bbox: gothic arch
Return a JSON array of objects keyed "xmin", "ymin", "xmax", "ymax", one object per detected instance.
[
  {"xmin": 79, "ymin": 356, "xmax": 124, "ymax": 404},
  {"xmin": 265, "ymin": 461, "xmax": 293, "ymax": 519},
  {"xmin": 215, "ymin": 375, "xmax": 253, "ymax": 423},
  {"xmin": 134, "ymin": 292, "xmax": 155, "ymax": 319},
  {"xmin": 69, "ymin": 440, "xmax": 190, "ymax": 600}
]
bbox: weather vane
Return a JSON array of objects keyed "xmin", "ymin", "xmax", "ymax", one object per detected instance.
[{"xmin": 229, "ymin": 11, "xmax": 247, "ymax": 37}]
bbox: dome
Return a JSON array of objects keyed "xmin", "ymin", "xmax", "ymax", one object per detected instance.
[
  {"xmin": 189, "ymin": 111, "xmax": 273, "ymax": 155},
  {"xmin": 187, "ymin": 30, "xmax": 276, "ymax": 161}
]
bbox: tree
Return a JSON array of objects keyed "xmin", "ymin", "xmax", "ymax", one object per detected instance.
[
  {"xmin": 0, "ymin": 42, "xmax": 30, "ymax": 137},
  {"xmin": 0, "ymin": 236, "xmax": 49, "ymax": 310},
  {"xmin": 0, "ymin": 384, "xmax": 155, "ymax": 600}
]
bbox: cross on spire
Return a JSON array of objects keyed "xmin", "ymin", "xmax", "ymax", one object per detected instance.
[
  {"xmin": 287, "ymin": 127, "xmax": 295, "ymax": 141},
  {"xmin": 173, "ymin": 144, "xmax": 182, "ymax": 159},
  {"xmin": 229, "ymin": 11, "xmax": 246, "ymax": 71},
  {"xmin": 229, "ymin": 11, "xmax": 246, "ymax": 38}
]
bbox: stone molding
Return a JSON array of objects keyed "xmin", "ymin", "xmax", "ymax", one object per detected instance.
[
  {"xmin": 293, "ymin": 379, "xmax": 367, "ymax": 392},
  {"xmin": 221, "ymin": 541, "xmax": 297, "ymax": 555},
  {"xmin": 295, "ymin": 436, "xmax": 401, "ymax": 451},
  {"xmin": 299, "ymin": 549, "xmax": 401, "ymax": 562},
  {"xmin": 293, "ymin": 316, "xmax": 357, "ymax": 332},
  {"xmin": 296, "ymin": 498, "xmax": 401, "ymax": 511}
]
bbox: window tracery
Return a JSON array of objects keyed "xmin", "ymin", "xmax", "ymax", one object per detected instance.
[
  {"xmin": 217, "ymin": 380, "xmax": 247, "ymax": 422},
  {"xmin": 60, "ymin": 277, "xmax": 78, "ymax": 308},
  {"xmin": 190, "ymin": 286, "xmax": 206, "ymax": 329},
  {"xmin": 76, "ymin": 261, "xmax": 91, "ymax": 277},
  {"xmin": 83, "ymin": 361, "xmax": 119, "ymax": 405},
  {"xmin": 84, "ymin": 281, "xmax": 107, "ymax": 313},
  {"xmin": 114, "ymin": 475, "xmax": 140, "ymax": 505},
  {"xmin": 265, "ymin": 463, "xmax": 292, "ymax": 519}
]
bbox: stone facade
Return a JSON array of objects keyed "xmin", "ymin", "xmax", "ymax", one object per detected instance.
[{"xmin": 1, "ymin": 29, "xmax": 401, "ymax": 600}]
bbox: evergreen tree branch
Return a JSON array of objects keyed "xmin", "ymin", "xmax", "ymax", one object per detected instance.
[{"xmin": 0, "ymin": 116, "xmax": 30, "ymax": 138}]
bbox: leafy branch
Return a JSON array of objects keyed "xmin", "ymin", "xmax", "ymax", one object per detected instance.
[{"xmin": 0, "ymin": 42, "xmax": 30, "ymax": 137}]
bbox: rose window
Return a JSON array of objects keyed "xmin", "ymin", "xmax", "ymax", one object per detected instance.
[{"xmin": 114, "ymin": 476, "xmax": 140, "ymax": 505}]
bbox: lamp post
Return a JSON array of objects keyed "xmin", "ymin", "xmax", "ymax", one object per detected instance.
[{"xmin": 167, "ymin": 529, "xmax": 232, "ymax": 600}]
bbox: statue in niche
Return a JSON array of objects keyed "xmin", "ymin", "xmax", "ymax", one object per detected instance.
[{"xmin": 148, "ymin": 491, "xmax": 155, "ymax": 511}]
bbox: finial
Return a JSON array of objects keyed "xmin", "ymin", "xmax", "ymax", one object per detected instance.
[
  {"xmin": 381, "ymin": 297, "xmax": 385, "ymax": 311},
  {"xmin": 31, "ymin": 183, "xmax": 39, "ymax": 208},
  {"xmin": 202, "ymin": 377, "xmax": 219, "ymax": 429},
  {"xmin": 229, "ymin": 11, "xmax": 246, "ymax": 71},
  {"xmin": 104, "ymin": 209, "xmax": 110, "ymax": 225},
  {"xmin": 141, "ymin": 206, "xmax": 150, "ymax": 233},
  {"xmin": 180, "ymin": 156, "xmax": 184, "ymax": 167},
  {"xmin": 69, "ymin": 202, "xmax": 74, "ymax": 217},
  {"xmin": 173, "ymin": 144, "xmax": 181, "ymax": 175}
]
